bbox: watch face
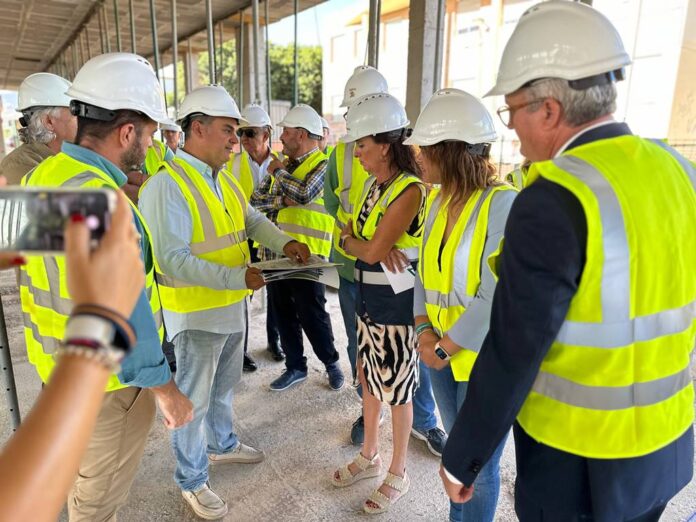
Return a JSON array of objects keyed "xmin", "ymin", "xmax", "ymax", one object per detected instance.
[{"xmin": 435, "ymin": 345, "xmax": 448, "ymax": 360}]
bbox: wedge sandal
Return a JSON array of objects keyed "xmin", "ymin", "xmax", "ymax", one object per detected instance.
[
  {"xmin": 363, "ymin": 471, "xmax": 410, "ymax": 514},
  {"xmin": 332, "ymin": 452, "xmax": 382, "ymax": 488}
]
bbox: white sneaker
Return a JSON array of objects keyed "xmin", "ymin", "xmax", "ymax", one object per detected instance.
[
  {"xmin": 182, "ymin": 483, "xmax": 228, "ymax": 520},
  {"xmin": 208, "ymin": 442, "xmax": 265, "ymax": 465}
]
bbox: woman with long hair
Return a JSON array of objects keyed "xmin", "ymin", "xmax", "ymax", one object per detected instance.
[
  {"xmin": 331, "ymin": 93, "xmax": 425, "ymax": 514},
  {"xmin": 407, "ymin": 88, "xmax": 517, "ymax": 521}
]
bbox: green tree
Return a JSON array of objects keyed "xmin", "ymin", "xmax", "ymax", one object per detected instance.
[{"xmin": 195, "ymin": 41, "xmax": 322, "ymax": 112}]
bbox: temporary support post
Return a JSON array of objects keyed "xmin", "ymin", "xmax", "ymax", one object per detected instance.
[
  {"xmin": 98, "ymin": 5, "xmax": 106, "ymax": 54},
  {"xmin": 218, "ymin": 22, "xmax": 224, "ymax": 84},
  {"xmin": 128, "ymin": 0, "xmax": 136, "ymax": 53},
  {"xmin": 367, "ymin": 0, "xmax": 381, "ymax": 68},
  {"xmin": 205, "ymin": 0, "xmax": 216, "ymax": 83},
  {"xmin": 265, "ymin": 0, "xmax": 272, "ymax": 111},
  {"xmin": 293, "ymin": 0, "xmax": 298, "ymax": 105},
  {"xmin": 252, "ymin": 0, "xmax": 260, "ymax": 104},
  {"xmin": 85, "ymin": 24, "xmax": 92, "ymax": 59},
  {"xmin": 171, "ymin": 0, "xmax": 178, "ymax": 114},
  {"xmin": 0, "ymin": 297, "xmax": 20, "ymax": 431},
  {"xmin": 72, "ymin": 43, "xmax": 79, "ymax": 77},
  {"xmin": 102, "ymin": 4, "xmax": 112, "ymax": 53},
  {"xmin": 432, "ymin": 0, "xmax": 446, "ymax": 92},
  {"xmin": 79, "ymin": 31, "xmax": 85, "ymax": 66},
  {"xmin": 113, "ymin": 0, "xmax": 122, "ymax": 52},
  {"xmin": 149, "ymin": 0, "xmax": 161, "ymax": 78},
  {"xmin": 237, "ymin": 13, "xmax": 244, "ymax": 102}
]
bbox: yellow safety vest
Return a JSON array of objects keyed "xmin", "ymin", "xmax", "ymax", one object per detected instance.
[
  {"xmin": 333, "ymin": 141, "xmax": 369, "ymax": 259},
  {"xmin": 419, "ymin": 185, "xmax": 517, "ymax": 381},
  {"xmin": 512, "ymin": 136, "xmax": 696, "ymax": 458},
  {"xmin": 505, "ymin": 165, "xmax": 527, "ymax": 190},
  {"xmin": 226, "ymin": 149, "xmax": 282, "ymax": 201},
  {"xmin": 274, "ymin": 149, "xmax": 333, "ymax": 257},
  {"xmin": 353, "ymin": 172, "xmax": 425, "ymax": 251},
  {"xmin": 144, "ymin": 139, "xmax": 168, "ymax": 176},
  {"xmin": 19, "ymin": 153, "xmax": 163, "ymax": 391},
  {"xmin": 153, "ymin": 157, "xmax": 251, "ymax": 314},
  {"xmin": 325, "ymin": 145, "xmax": 335, "ymax": 157}
]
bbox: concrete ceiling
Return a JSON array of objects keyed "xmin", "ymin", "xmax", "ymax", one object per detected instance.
[{"xmin": 0, "ymin": 0, "xmax": 324, "ymax": 90}]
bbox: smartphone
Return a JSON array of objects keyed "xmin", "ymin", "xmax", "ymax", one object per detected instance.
[{"xmin": 0, "ymin": 187, "xmax": 117, "ymax": 254}]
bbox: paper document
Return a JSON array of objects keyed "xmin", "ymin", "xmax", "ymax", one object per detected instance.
[
  {"xmin": 380, "ymin": 262, "xmax": 416, "ymax": 294},
  {"xmin": 250, "ymin": 256, "xmax": 341, "ymax": 288}
]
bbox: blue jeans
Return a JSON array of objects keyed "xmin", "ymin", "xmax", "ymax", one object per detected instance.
[
  {"xmin": 430, "ymin": 365, "xmax": 507, "ymax": 522},
  {"xmin": 171, "ymin": 329, "xmax": 244, "ymax": 492},
  {"xmin": 339, "ymin": 277, "xmax": 437, "ymax": 431}
]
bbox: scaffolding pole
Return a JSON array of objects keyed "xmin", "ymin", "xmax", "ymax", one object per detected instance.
[
  {"xmin": 0, "ymin": 296, "xmax": 20, "ymax": 431},
  {"xmin": 129, "ymin": 0, "xmax": 136, "ymax": 53},
  {"xmin": 237, "ymin": 13, "xmax": 244, "ymax": 102},
  {"xmin": 171, "ymin": 0, "xmax": 178, "ymax": 114},
  {"xmin": 265, "ymin": 0, "xmax": 271, "ymax": 111},
  {"xmin": 113, "ymin": 0, "xmax": 122, "ymax": 52},
  {"xmin": 367, "ymin": 0, "xmax": 381, "ymax": 68},
  {"xmin": 102, "ymin": 3, "xmax": 111, "ymax": 53},
  {"xmin": 293, "ymin": 0, "xmax": 298, "ymax": 105},
  {"xmin": 98, "ymin": 4, "xmax": 105, "ymax": 54},
  {"xmin": 252, "ymin": 0, "xmax": 260, "ymax": 104},
  {"xmin": 149, "ymin": 0, "xmax": 161, "ymax": 78},
  {"xmin": 432, "ymin": 0, "xmax": 445, "ymax": 92},
  {"xmin": 218, "ymin": 22, "xmax": 224, "ymax": 84},
  {"xmin": 205, "ymin": 0, "xmax": 216, "ymax": 83}
]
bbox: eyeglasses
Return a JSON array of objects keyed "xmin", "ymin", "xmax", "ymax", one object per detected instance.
[
  {"xmin": 496, "ymin": 99, "xmax": 545, "ymax": 128},
  {"xmin": 236, "ymin": 128, "xmax": 259, "ymax": 138}
]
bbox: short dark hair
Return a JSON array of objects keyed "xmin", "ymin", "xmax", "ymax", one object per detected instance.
[
  {"xmin": 75, "ymin": 109, "xmax": 152, "ymax": 144},
  {"xmin": 181, "ymin": 114, "xmax": 214, "ymax": 136}
]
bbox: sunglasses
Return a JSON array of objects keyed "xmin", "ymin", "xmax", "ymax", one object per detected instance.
[{"xmin": 236, "ymin": 128, "xmax": 259, "ymax": 138}]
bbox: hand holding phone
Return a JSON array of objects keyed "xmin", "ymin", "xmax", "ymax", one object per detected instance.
[{"xmin": 0, "ymin": 187, "xmax": 116, "ymax": 254}]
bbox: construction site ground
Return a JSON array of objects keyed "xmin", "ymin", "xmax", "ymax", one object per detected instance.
[{"xmin": 0, "ymin": 271, "xmax": 694, "ymax": 521}]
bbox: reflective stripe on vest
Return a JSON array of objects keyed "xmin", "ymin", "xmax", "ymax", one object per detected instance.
[
  {"xmin": 226, "ymin": 152, "xmax": 254, "ymax": 200},
  {"xmin": 517, "ymin": 136, "xmax": 696, "ymax": 458},
  {"xmin": 154, "ymin": 158, "xmax": 251, "ymax": 313},
  {"xmin": 144, "ymin": 139, "xmax": 167, "ymax": 176},
  {"xmin": 275, "ymin": 149, "xmax": 333, "ymax": 257}
]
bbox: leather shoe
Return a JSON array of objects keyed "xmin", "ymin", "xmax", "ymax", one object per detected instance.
[
  {"xmin": 243, "ymin": 354, "xmax": 257, "ymax": 372},
  {"xmin": 267, "ymin": 342, "xmax": 285, "ymax": 361}
]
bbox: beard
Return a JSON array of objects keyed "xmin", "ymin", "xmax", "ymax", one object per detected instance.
[{"xmin": 120, "ymin": 135, "xmax": 147, "ymax": 172}]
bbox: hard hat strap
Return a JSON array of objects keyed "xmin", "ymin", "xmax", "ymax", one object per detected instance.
[
  {"xmin": 567, "ymin": 68, "xmax": 626, "ymax": 90},
  {"xmin": 70, "ymin": 100, "xmax": 118, "ymax": 122}
]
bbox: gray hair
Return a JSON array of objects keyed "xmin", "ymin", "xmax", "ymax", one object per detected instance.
[
  {"xmin": 524, "ymin": 78, "xmax": 617, "ymax": 127},
  {"xmin": 18, "ymin": 107, "xmax": 62, "ymax": 145}
]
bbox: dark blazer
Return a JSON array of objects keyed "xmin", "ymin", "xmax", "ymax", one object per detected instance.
[{"xmin": 441, "ymin": 122, "xmax": 694, "ymax": 521}]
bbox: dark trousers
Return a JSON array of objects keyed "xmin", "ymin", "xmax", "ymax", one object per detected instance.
[
  {"xmin": 267, "ymin": 278, "xmax": 338, "ymax": 372},
  {"xmin": 246, "ymin": 240, "xmax": 281, "ymax": 353}
]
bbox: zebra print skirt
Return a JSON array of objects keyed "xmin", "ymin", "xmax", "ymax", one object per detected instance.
[{"xmin": 357, "ymin": 313, "xmax": 419, "ymax": 406}]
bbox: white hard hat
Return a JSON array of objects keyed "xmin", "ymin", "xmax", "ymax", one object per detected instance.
[
  {"xmin": 239, "ymin": 103, "xmax": 272, "ymax": 128},
  {"xmin": 160, "ymin": 118, "xmax": 182, "ymax": 132},
  {"xmin": 341, "ymin": 93, "xmax": 409, "ymax": 143},
  {"xmin": 486, "ymin": 0, "xmax": 631, "ymax": 97},
  {"xmin": 340, "ymin": 66, "xmax": 389, "ymax": 108},
  {"xmin": 67, "ymin": 52, "xmax": 167, "ymax": 122},
  {"xmin": 277, "ymin": 104, "xmax": 323, "ymax": 136},
  {"xmin": 18, "ymin": 73, "xmax": 72, "ymax": 112},
  {"xmin": 404, "ymin": 88, "xmax": 497, "ymax": 146},
  {"xmin": 178, "ymin": 85, "xmax": 245, "ymax": 123},
  {"xmin": 320, "ymin": 117, "xmax": 330, "ymax": 130}
]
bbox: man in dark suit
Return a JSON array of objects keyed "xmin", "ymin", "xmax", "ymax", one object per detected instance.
[{"xmin": 439, "ymin": 2, "xmax": 695, "ymax": 521}]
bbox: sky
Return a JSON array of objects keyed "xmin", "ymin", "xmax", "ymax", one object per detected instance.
[{"xmin": 267, "ymin": 0, "xmax": 366, "ymax": 47}]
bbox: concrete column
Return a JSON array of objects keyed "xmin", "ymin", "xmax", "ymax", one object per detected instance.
[
  {"xmin": 240, "ymin": 22, "xmax": 268, "ymax": 108},
  {"xmin": 405, "ymin": 0, "xmax": 446, "ymax": 122}
]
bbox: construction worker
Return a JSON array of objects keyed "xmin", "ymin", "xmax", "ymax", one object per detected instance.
[
  {"xmin": 226, "ymin": 103, "xmax": 286, "ymax": 368},
  {"xmin": 143, "ymin": 136, "xmax": 174, "ymax": 176},
  {"xmin": 19, "ymin": 52, "xmax": 193, "ymax": 521},
  {"xmin": 324, "ymin": 66, "xmax": 446, "ymax": 456},
  {"xmin": 251, "ymin": 103, "xmax": 344, "ymax": 392},
  {"xmin": 0, "ymin": 73, "xmax": 76, "ymax": 184},
  {"xmin": 408, "ymin": 88, "xmax": 517, "ymax": 521},
  {"xmin": 160, "ymin": 117, "xmax": 183, "ymax": 152},
  {"xmin": 138, "ymin": 85, "xmax": 309, "ymax": 520},
  {"xmin": 320, "ymin": 116, "xmax": 333, "ymax": 156},
  {"xmin": 440, "ymin": 2, "xmax": 695, "ymax": 521}
]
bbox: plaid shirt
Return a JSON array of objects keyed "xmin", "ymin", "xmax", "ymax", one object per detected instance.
[{"xmin": 250, "ymin": 147, "xmax": 328, "ymax": 260}]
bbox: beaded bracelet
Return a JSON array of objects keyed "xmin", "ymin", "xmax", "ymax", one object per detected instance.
[{"xmin": 56, "ymin": 338, "xmax": 123, "ymax": 373}]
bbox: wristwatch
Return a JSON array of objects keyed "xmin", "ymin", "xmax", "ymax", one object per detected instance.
[
  {"xmin": 339, "ymin": 234, "xmax": 351, "ymax": 251},
  {"xmin": 434, "ymin": 342, "xmax": 451, "ymax": 361}
]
